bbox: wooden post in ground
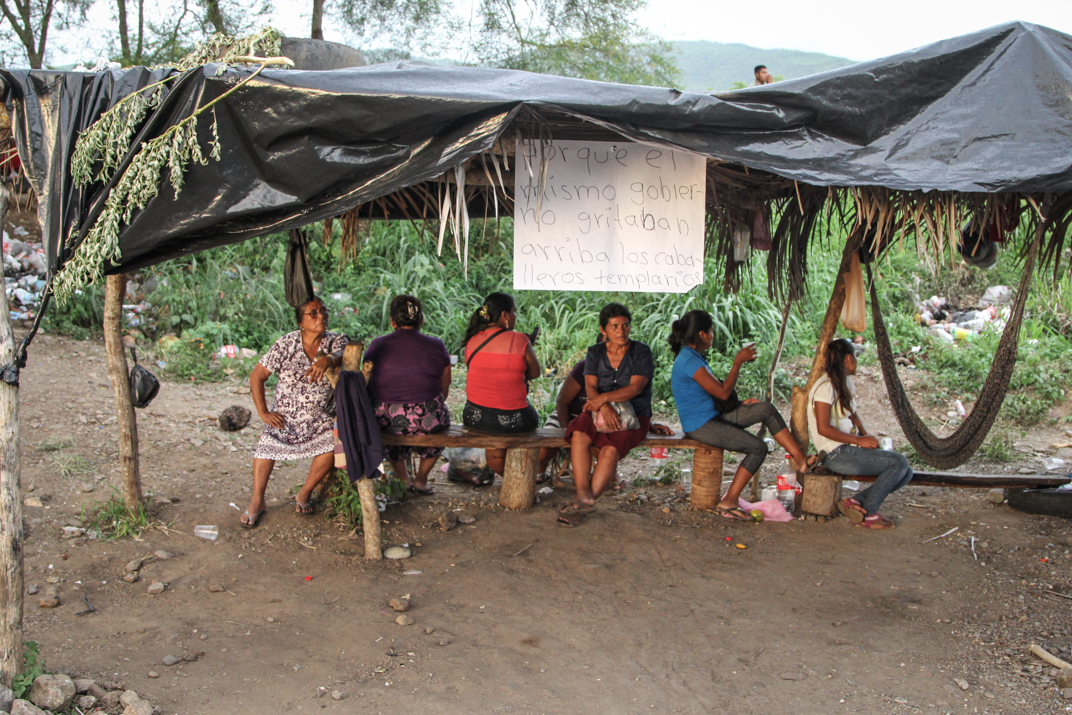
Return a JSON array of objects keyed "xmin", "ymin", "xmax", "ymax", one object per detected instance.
[
  {"xmin": 499, "ymin": 448, "xmax": 538, "ymax": 509},
  {"xmin": 789, "ymin": 231, "xmax": 864, "ymax": 450},
  {"xmin": 333, "ymin": 342, "xmax": 381, "ymax": 560},
  {"xmin": 689, "ymin": 448, "xmax": 724, "ymax": 510},
  {"xmin": 103, "ymin": 274, "xmax": 142, "ymax": 510},
  {"xmin": 0, "ymin": 281, "xmax": 24, "ymax": 687}
]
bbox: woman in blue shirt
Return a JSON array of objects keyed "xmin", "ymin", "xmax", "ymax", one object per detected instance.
[{"xmin": 669, "ymin": 310, "xmax": 813, "ymax": 520}]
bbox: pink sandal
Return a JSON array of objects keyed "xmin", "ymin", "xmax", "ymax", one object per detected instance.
[
  {"xmin": 855, "ymin": 513, "xmax": 894, "ymax": 529},
  {"xmin": 838, "ymin": 497, "xmax": 866, "ymax": 524}
]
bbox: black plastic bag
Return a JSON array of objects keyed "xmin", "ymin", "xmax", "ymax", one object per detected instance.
[
  {"xmin": 129, "ymin": 347, "xmax": 160, "ymax": 408},
  {"xmin": 284, "ymin": 228, "xmax": 316, "ymax": 308}
]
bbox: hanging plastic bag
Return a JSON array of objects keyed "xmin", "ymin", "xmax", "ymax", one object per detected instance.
[
  {"xmin": 841, "ymin": 252, "xmax": 867, "ymax": 333},
  {"xmin": 284, "ymin": 228, "xmax": 316, "ymax": 308},
  {"xmin": 750, "ymin": 208, "xmax": 772, "ymax": 251},
  {"xmin": 731, "ymin": 224, "xmax": 751, "ymax": 263},
  {"xmin": 128, "ymin": 347, "xmax": 160, "ymax": 408}
]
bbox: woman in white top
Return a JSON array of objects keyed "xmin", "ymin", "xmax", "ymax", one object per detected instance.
[{"xmin": 808, "ymin": 339, "xmax": 912, "ymax": 529}]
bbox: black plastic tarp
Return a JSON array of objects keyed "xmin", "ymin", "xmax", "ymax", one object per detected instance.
[{"xmin": 2, "ymin": 20, "xmax": 1071, "ymax": 278}]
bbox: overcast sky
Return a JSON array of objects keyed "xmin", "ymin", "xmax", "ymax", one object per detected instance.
[
  {"xmin": 634, "ymin": 0, "xmax": 1072, "ymax": 61},
  {"xmin": 33, "ymin": 0, "xmax": 1072, "ymax": 68}
]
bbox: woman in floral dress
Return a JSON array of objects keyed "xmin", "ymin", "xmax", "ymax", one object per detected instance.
[{"xmin": 241, "ymin": 297, "xmax": 348, "ymax": 527}]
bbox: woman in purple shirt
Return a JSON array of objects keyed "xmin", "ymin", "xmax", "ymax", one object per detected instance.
[{"xmin": 364, "ymin": 295, "xmax": 452, "ymax": 493}]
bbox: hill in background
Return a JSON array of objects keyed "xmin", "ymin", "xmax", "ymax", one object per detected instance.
[{"xmin": 674, "ymin": 40, "xmax": 854, "ymax": 92}]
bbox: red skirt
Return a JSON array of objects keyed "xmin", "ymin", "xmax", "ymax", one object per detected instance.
[{"xmin": 564, "ymin": 411, "xmax": 651, "ymax": 458}]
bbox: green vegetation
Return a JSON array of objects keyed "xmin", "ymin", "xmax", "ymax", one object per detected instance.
[
  {"xmin": 324, "ymin": 471, "xmax": 407, "ymax": 529},
  {"xmin": 44, "ymin": 215, "xmax": 1072, "ymax": 436},
  {"xmin": 50, "ymin": 452, "xmax": 95, "ymax": 480},
  {"xmin": 11, "ymin": 641, "xmax": 46, "ymax": 699},
  {"xmin": 82, "ymin": 488, "xmax": 154, "ymax": 540}
]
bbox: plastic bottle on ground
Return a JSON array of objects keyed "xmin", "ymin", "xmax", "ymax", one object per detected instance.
[{"xmin": 776, "ymin": 456, "xmax": 796, "ymax": 515}]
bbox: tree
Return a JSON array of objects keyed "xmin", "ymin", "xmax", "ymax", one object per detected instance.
[
  {"xmin": 0, "ymin": 0, "xmax": 89, "ymax": 68},
  {"xmin": 471, "ymin": 0, "xmax": 680, "ymax": 87},
  {"xmin": 310, "ymin": 0, "xmax": 453, "ymax": 50}
]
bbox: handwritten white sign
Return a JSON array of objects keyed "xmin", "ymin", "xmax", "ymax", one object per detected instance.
[{"xmin": 513, "ymin": 140, "xmax": 706, "ymax": 293}]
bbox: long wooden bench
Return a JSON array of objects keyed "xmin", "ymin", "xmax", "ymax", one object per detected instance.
[{"xmin": 380, "ymin": 426, "xmax": 726, "ymax": 511}]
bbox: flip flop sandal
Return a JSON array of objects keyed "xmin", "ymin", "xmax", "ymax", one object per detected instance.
[
  {"xmin": 535, "ymin": 472, "xmax": 551, "ymax": 485},
  {"xmin": 714, "ymin": 505, "xmax": 752, "ymax": 521},
  {"xmin": 408, "ymin": 485, "xmax": 436, "ymax": 496},
  {"xmin": 557, "ymin": 511, "xmax": 588, "ymax": 527},
  {"xmin": 856, "ymin": 514, "xmax": 894, "ymax": 529},
  {"xmin": 295, "ymin": 501, "xmax": 315, "ymax": 515},
  {"xmin": 838, "ymin": 497, "xmax": 866, "ymax": 524},
  {"xmin": 559, "ymin": 503, "xmax": 596, "ymax": 516},
  {"xmin": 240, "ymin": 510, "xmax": 264, "ymax": 528}
]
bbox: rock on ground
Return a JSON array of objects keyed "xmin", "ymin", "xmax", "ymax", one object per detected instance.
[
  {"xmin": 0, "ymin": 685, "xmax": 14, "ymax": 713},
  {"xmin": 9, "ymin": 700, "xmax": 47, "ymax": 715},
  {"xmin": 28, "ymin": 673, "xmax": 76, "ymax": 711}
]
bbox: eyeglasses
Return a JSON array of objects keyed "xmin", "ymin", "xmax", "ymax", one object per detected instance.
[{"xmin": 302, "ymin": 309, "xmax": 330, "ymax": 319}]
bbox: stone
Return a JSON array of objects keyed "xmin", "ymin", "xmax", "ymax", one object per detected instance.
[
  {"xmin": 438, "ymin": 511, "xmax": 458, "ymax": 532},
  {"xmin": 61, "ymin": 526, "xmax": 85, "ymax": 538},
  {"xmin": 124, "ymin": 558, "xmax": 145, "ymax": 573},
  {"xmin": 190, "ymin": 439, "xmax": 204, "ymax": 448},
  {"xmin": 162, "ymin": 655, "xmax": 181, "ymax": 666},
  {"xmin": 395, "ymin": 615, "xmax": 414, "ymax": 626},
  {"xmin": 22, "ymin": 496, "xmax": 43, "ymax": 508},
  {"xmin": 146, "ymin": 581, "xmax": 166, "ymax": 595},
  {"xmin": 77, "ymin": 695, "xmax": 98, "ymax": 710},
  {"xmin": 389, "ymin": 598, "xmax": 410, "ymax": 612},
  {"xmin": 986, "ymin": 489, "xmax": 1005, "ymax": 504},
  {"xmin": 1062, "ymin": 688, "xmax": 1072, "ymax": 700},
  {"xmin": 893, "ymin": 697, "xmax": 908, "ymax": 705},
  {"xmin": 954, "ymin": 678, "xmax": 969, "ymax": 691},
  {"xmin": 437, "ymin": 637, "xmax": 451, "ymax": 647},
  {"xmin": 1057, "ymin": 669, "xmax": 1072, "ymax": 689},
  {"xmin": 10, "ymin": 700, "xmax": 47, "ymax": 715},
  {"xmin": 219, "ymin": 405, "xmax": 251, "ymax": 432},
  {"xmin": 73, "ymin": 679, "xmax": 94, "ymax": 694},
  {"xmin": 383, "ymin": 546, "xmax": 411, "ymax": 560},
  {"xmin": 37, "ymin": 587, "xmax": 60, "ymax": 609},
  {"xmin": 28, "ymin": 673, "xmax": 76, "ymax": 711},
  {"xmin": 0, "ymin": 686, "xmax": 13, "ymax": 713},
  {"xmin": 424, "ymin": 627, "xmax": 435, "ymax": 635},
  {"xmin": 44, "ymin": 577, "xmax": 59, "ymax": 585},
  {"xmin": 122, "ymin": 573, "xmax": 140, "ymax": 583},
  {"xmin": 26, "ymin": 585, "xmax": 37, "ymax": 595},
  {"xmin": 123, "ymin": 699, "xmax": 153, "ymax": 715},
  {"xmin": 79, "ymin": 482, "xmax": 95, "ymax": 493},
  {"xmin": 207, "ymin": 584, "xmax": 225, "ymax": 593},
  {"xmin": 456, "ymin": 512, "xmax": 476, "ymax": 525},
  {"xmin": 780, "ymin": 673, "xmax": 807, "ymax": 681},
  {"xmin": 86, "ymin": 683, "xmax": 108, "ymax": 700},
  {"xmin": 330, "ymin": 690, "xmax": 345, "ymax": 701},
  {"xmin": 119, "ymin": 691, "xmax": 140, "ymax": 708},
  {"xmin": 153, "ymin": 550, "xmax": 173, "ymax": 560},
  {"xmin": 147, "ymin": 672, "xmax": 159, "ymax": 679},
  {"xmin": 101, "ymin": 691, "xmax": 122, "ymax": 709}
]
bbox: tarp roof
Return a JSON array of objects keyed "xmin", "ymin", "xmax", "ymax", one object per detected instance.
[{"xmin": 2, "ymin": 21, "xmax": 1071, "ymax": 278}]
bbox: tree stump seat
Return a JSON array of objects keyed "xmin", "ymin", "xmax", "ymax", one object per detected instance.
[{"xmin": 379, "ymin": 426, "xmax": 726, "ymax": 511}]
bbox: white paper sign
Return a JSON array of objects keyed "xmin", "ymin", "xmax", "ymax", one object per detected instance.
[{"xmin": 513, "ymin": 140, "xmax": 706, "ymax": 293}]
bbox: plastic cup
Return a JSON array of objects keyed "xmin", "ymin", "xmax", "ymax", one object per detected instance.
[
  {"xmin": 679, "ymin": 468, "xmax": 692, "ymax": 492},
  {"xmin": 879, "ymin": 437, "xmax": 893, "ymax": 451},
  {"xmin": 194, "ymin": 525, "xmax": 218, "ymax": 541}
]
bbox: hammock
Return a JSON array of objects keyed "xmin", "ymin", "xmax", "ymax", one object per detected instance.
[{"xmin": 868, "ymin": 229, "xmax": 1039, "ymax": 469}]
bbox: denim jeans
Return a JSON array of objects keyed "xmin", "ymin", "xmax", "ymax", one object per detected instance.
[
  {"xmin": 821, "ymin": 444, "xmax": 913, "ymax": 515},
  {"xmin": 686, "ymin": 401, "xmax": 787, "ymax": 475}
]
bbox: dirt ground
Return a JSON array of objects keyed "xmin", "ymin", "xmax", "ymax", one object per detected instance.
[{"xmin": 12, "ymin": 331, "xmax": 1072, "ymax": 715}]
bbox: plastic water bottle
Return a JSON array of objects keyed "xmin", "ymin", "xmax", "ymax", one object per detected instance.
[
  {"xmin": 776, "ymin": 456, "xmax": 796, "ymax": 515},
  {"xmin": 649, "ymin": 447, "xmax": 670, "ymax": 471}
]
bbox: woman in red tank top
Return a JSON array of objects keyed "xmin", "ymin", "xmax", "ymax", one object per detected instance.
[{"xmin": 462, "ymin": 292, "xmax": 541, "ymax": 477}]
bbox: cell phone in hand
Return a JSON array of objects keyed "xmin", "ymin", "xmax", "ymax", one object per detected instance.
[{"xmin": 529, "ymin": 326, "xmax": 540, "ymax": 346}]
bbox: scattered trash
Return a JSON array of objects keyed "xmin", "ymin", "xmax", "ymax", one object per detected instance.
[
  {"xmin": 1042, "ymin": 458, "xmax": 1066, "ymax": 471},
  {"xmin": 537, "ymin": 486, "xmax": 553, "ymax": 495},
  {"xmin": 193, "ymin": 525, "xmax": 218, "ymax": 541},
  {"xmin": 915, "ymin": 289, "xmax": 1011, "ymax": 342},
  {"xmin": 924, "ymin": 526, "xmax": 959, "ymax": 543}
]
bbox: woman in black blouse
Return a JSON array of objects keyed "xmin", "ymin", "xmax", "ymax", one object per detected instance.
[{"xmin": 560, "ymin": 303, "xmax": 672, "ymax": 525}]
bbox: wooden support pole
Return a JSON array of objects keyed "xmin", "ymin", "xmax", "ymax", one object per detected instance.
[
  {"xmin": 690, "ymin": 448, "xmax": 724, "ymax": 510},
  {"xmin": 499, "ymin": 448, "xmax": 538, "ymax": 510},
  {"xmin": 789, "ymin": 231, "xmax": 864, "ymax": 450},
  {"xmin": 0, "ymin": 288, "xmax": 23, "ymax": 687},
  {"xmin": 103, "ymin": 274, "xmax": 141, "ymax": 510},
  {"xmin": 357, "ymin": 479, "xmax": 382, "ymax": 559}
]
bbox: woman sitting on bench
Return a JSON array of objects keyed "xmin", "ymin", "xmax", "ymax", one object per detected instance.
[
  {"xmin": 364, "ymin": 295, "xmax": 452, "ymax": 495},
  {"xmin": 462, "ymin": 292, "xmax": 541, "ymax": 478},
  {"xmin": 560, "ymin": 303, "xmax": 672, "ymax": 525},
  {"xmin": 809, "ymin": 338, "xmax": 913, "ymax": 529},
  {"xmin": 669, "ymin": 310, "xmax": 813, "ymax": 521}
]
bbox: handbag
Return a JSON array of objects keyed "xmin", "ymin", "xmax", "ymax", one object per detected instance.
[
  {"xmin": 128, "ymin": 347, "xmax": 160, "ymax": 408},
  {"xmin": 593, "ymin": 400, "xmax": 640, "ymax": 433},
  {"xmin": 713, "ymin": 389, "xmax": 740, "ymax": 416}
]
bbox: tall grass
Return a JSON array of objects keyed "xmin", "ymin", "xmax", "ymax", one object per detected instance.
[{"xmin": 43, "ymin": 216, "xmax": 1072, "ymax": 425}]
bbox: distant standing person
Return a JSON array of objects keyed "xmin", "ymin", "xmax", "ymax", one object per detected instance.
[{"xmin": 752, "ymin": 64, "xmax": 772, "ymax": 86}]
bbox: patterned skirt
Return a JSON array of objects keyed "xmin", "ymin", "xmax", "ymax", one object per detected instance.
[
  {"xmin": 373, "ymin": 395, "xmax": 451, "ymax": 462},
  {"xmin": 463, "ymin": 400, "xmax": 539, "ymax": 434}
]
